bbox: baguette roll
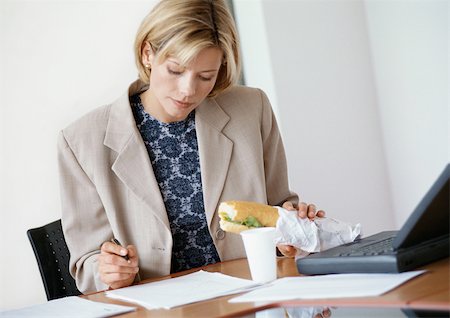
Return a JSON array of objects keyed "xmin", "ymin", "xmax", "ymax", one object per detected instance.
[{"xmin": 218, "ymin": 200, "xmax": 279, "ymax": 234}]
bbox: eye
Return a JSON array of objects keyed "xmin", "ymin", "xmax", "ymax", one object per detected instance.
[
  {"xmin": 167, "ymin": 67, "xmax": 182, "ymax": 75},
  {"xmin": 199, "ymin": 75, "xmax": 213, "ymax": 81}
]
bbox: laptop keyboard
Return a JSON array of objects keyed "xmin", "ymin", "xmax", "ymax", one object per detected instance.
[{"xmin": 339, "ymin": 237, "xmax": 395, "ymax": 256}]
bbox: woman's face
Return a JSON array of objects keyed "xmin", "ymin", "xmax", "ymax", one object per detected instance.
[{"xmin": 142, "ymin": 45, "xmax": 223, "ymax": 123}]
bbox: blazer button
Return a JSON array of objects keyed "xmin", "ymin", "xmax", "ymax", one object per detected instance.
[{"xmin": 215, "ymin": 229, "xmax": 226, "ymax": 240}]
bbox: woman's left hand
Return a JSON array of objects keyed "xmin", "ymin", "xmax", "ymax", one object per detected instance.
[
  {"xmin": 276, "ymin": 200, "xmax": 326, "ymax": 258},
  {"xmin": 282, "ymin": 200, "xmax": 325, "ymax": 219}
]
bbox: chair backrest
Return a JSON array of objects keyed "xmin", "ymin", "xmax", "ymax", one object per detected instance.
[{"xmin": 27, "ymin": 219, "xmax": 81, "ymax": 300}]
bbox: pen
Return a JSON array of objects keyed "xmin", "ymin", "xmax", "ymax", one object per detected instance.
[{"xmin": 111, "ymin": 238, "xmax": 130, "ymax": 261}]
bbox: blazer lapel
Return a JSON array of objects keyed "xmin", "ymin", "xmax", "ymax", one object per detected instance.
[
  {"xmin": 103, "ymin": 90, "xmax": 170, "ymax": 231},
  {"xmin": 196, "ymin": 98, "xmax": 233, "ymax": 226}
]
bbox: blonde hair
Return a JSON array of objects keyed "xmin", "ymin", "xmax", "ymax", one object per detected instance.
[{"xmin": 134, "ymin": 0, "xmax": 241, "ymax": 97}]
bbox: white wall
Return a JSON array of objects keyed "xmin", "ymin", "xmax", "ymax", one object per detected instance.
[
  {"xmin": 365, "ymin": 0, "xmax": 449, "ymax": 226},
  {"xmin": 235, "ymin": 0, "xmax": 394, "ymax": 236},
  {"xmin": 0, "ymin": 0, "xmax": 157, "ymax": 310},
  {"xmin": 235, "ymin": 0, "xmax": 447, "ymax": 234},
  {"xmin": 232, "ymin": 1, "xmax": 280, "ymax": 125},
  {"xmin": 1, "ymin": 0, "xmax": 447, "ymax": 311}
]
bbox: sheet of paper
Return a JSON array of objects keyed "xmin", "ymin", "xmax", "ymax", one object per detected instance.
[
  {"xmin": 0, "ymin": 296, "xmax": 136, "ymax": 318},
  {"xmin": 229, "ymin": 270, "xmax": 426, "ymax": 303},
  {"xmin": 105, "ymin": 270, "xmax": 260, "ymax": 309}
]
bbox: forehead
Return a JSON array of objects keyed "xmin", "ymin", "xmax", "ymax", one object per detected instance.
[{"xmin": 161, "ymin": 46, "xmax": 223, "ymax": 69}]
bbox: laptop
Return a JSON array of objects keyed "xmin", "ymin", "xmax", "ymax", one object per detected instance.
[{"xmin": 296, "ymin": 164, "xmax": 450, "ymax": 274}]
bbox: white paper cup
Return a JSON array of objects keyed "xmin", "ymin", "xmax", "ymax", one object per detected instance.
[{"xmin": 241, "ymin": 227, "xmax": 277, "ymax": 283}]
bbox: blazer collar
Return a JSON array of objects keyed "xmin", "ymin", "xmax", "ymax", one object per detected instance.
[
  {"xmin": 196, "ymin": 98, "xmax": 233, "ymax": 226},
  {"xmin": 104, "ymin": 79, "xmax": 148, "ymax": 152},
  {"xmin": 104, "ymin": 80, "xmax": 171, "ymax": 231},
  {"xmin": 104, "ymin": 80, "xmax": 233, "ymax": 229}
]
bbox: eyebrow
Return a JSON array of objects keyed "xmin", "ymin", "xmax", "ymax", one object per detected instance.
[
  {"xmin": 199, "ymin": 69, "xmax": 220, "ymax": 73},
  {"xmin": 167, "ymin": 60, "xmax": 219, "ymax": 73}
]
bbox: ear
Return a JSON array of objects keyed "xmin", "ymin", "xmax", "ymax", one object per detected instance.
[{"xmin": 141, "ymin": 41, "xmax": 155, "ymax": 68}]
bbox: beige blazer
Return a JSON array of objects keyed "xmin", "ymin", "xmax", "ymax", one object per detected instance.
[{"xmin": 58, "ymin": 80, "xmax": 298, "ymax": 293}]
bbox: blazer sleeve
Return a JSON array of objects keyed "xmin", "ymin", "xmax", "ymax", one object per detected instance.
[
  {"xmin": 57, "ymin": 131, "xmax": 110, "ymax": 293},
  {"xmin": 258, "ymin": 89, "xmax": 299, "ymax": 206}
]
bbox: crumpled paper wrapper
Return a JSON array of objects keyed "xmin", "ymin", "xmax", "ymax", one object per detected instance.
[
  {"xmin": 285, "ymin": 306, "xmax": 330, "ymax": 318},
  {"xmin": 260, "ymin": 306, "xmax": 329, "ymax": 318},
  {"xmin": 274, "ymin": 207, "xmax": 361, "ymax": 259}
]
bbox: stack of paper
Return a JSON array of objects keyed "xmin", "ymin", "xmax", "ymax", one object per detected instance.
[
  {"xmin": 104, "ymin": 269, "xmax": 425, "ymax": 309},
  {"xmin": 0, "ymin": 296, "xmax": 135, "ymax": 318},
  {"xmin": 229, "ymin": 270, "xmax": 426, "ymax": 303},
  {"xmin": 105, "ymin": 270, "xmax": 260, "ymax": 309}
]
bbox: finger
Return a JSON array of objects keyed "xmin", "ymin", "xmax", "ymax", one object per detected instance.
[
  {"xmin": 277, "ymin": 245, "xmax": 293, "ymax": 253},
  {"xmin": 317, "ymin": 210, "xmax": 326, "ymax": 218},
  {"xmin": 307, "ymin": 204, "xmax": 316, "ymax": 219},
  {"xmin": 97, "ymin": 254, "xmax": 126, "ymax": 273},
  {"xmin": 98, "ymin": 262, "xmax": 139, "ymax": 285},
  {"xmin": 322, "ymin": 308, "xmax": 332, "ymax": 318},
  {"xmin": 277, "ymin": 244, "xmax": 296, "ymax": 258},
  {"xmin": 98, "ymin": 260, "xmax": 138, "ymax": 287},
  {"xmin": 282, "ymin": 201, "xmax": 296, "ymax": 211},
  {"xmin": 101, "ymin": 241, "xmax": 129, "ymax": 258},
  {"xmin": 98, "ymin": 253, "xmax": 133, "ymax": 267},
  {"xmin": 109, "ymin": 275, "xmax": 136, "ymax": 289},
  {"xmin": 281, "ymin": 250, "xmax": 296, "ymax": 258},
  {"xmin": 100, "ymin": 263, "xmax": 139, "ymax": 275},
  {"xmin": 102, "ymin": 272, "xmax": 136, "ymax": 286},
  {"xmin": 298, "ymin": 202, "xmax": 308, "ymax": 218}
]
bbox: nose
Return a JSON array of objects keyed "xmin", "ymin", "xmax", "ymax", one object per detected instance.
[{"xmin": 179, "ymin": 74, "xmax": 196, "ymax": 98}]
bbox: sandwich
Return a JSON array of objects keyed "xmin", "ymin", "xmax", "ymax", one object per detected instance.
[{"xmin": 218, "ymin": 200, "xmax": 279, "ymax": 233}]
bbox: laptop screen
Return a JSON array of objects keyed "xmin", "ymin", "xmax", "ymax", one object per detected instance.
[{"xmin": 393, "ymin": 164, "xmax": 450, "ymax": 249}]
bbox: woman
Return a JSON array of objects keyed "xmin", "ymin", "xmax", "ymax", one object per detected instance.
[{"xmin": 58, "ymin": 0, "xmax": 324, "ymax": 293}]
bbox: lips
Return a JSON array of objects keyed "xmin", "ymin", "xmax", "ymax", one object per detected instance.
[{"xmin": 171, "ymin": 98, "xmax": 194, "ymax": 108}]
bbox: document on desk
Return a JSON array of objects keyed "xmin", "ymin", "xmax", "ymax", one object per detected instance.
[
  {"xmin": 105, "ymin": 270, "xmax": 260, "ymax": 309},
  {"xmin": 229, "ymin": 270, "xmax": 426, "ymax": 303},
  {"xmin": 0, "ymin": 296, "xmax": 136, "ymax": 318}
]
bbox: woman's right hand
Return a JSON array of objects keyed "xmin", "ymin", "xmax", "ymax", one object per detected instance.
[{"xmin": 98, "ymin": 242, "xmax": 139, "ymax": 289}]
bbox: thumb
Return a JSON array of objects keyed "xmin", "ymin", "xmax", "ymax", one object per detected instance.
[
  {"xmin": 126, "ymin": 245, "xmax": 139, "ymax": 260},
  {"xmin": 282, "ymin": 201, "xmax": 296, "ymax": 211}
]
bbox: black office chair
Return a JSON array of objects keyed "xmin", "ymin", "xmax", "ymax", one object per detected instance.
[{"xmin": 27, "ymin": 219, "xmax": 82, "ymax": 300}]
